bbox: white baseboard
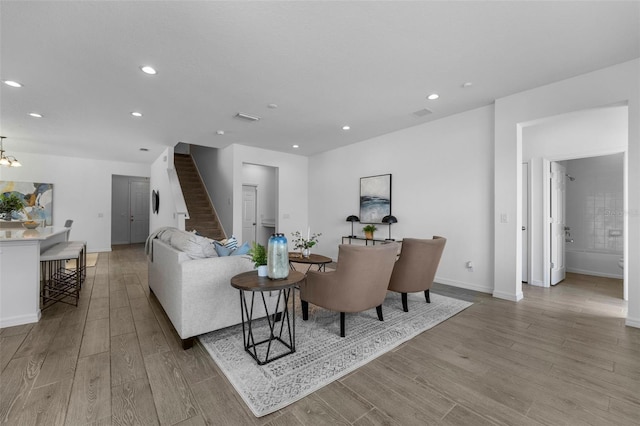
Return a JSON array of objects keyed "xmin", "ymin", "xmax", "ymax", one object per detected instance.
[
  {"xmin": 1, "ymin": 311, "xmax": 40, "ymax": 328},
  {"xmin": 527, "ymin": 280, "xmax": 546, "ymax": 287},
  {"xmin": 625, "ymin": 317, "xmax": 640, "ymax": 329},
  {"xmin": 566, "ymin": 267, "xmax": 622, "ymax": 280},
  {"xmin": 89, "ymin": 247, "xmax": 112, "ymax": 253},
  {"xmin": 434, "ymin": 276, "xmax": 493, "ymax": 294},
  {"xmin": 492, "ymin": 290, "xmax": 524, "ymax": 302}
]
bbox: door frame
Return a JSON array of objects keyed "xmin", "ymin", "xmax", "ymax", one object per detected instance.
[
  {"xmin": 522, "ymin": 162, "xmax": 530, "ymax": 283},
  {"xmin": 111, "ymin": 174, "xmax": 150, "ymax": 245}
]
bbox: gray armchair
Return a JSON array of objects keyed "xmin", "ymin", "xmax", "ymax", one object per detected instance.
[
  {"xmin": 388, "ymin": 236, "xmax": 446, "ymax": 312},
  {"xmin": 300, "ymin": 243, "xmax": 399, "ymax": 337}
]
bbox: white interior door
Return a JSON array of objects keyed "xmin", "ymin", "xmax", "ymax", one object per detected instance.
[
  {"xmin": 130, "ymin": 180, "xmax": 150, "ymax": 244},
  {"xmin": 522, "ymin": 163, "xmax": 529, "ymax": 283},
  {"xmin": 550, "ymin": 162, "xmax": 566, "ymax": 285},
  {"xmin": 242, "ymin": 185, "xmax": 257, "ymax": 245}
]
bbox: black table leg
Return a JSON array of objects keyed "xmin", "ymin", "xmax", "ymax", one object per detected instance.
[{"xmin": 238, "ymin": 288, "xmax": 296, "ymax": 365}]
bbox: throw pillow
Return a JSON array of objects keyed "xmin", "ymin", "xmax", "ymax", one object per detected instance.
[
  {"xmin": 230, "ymin": 241, "xmax": 250, "ymax": 256},
  {"xmin": 223, "ymin": 235, "xmax": 238, "ymax": 251},
  {"xmin": 213, "ymin": 241, "xmax": 233, "ymax": 257}
]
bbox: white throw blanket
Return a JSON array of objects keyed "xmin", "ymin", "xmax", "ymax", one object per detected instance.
[{"xmin": 144, "ymin": 226, "xmax": 175, "ymax": 260}]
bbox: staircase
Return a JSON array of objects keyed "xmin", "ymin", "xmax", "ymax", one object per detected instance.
[{"xmin": 173, "ymin": 153, "xmax": 226, "ymax": 241}]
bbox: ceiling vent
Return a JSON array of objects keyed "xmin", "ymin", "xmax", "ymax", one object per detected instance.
[
  {"xmin": 412, "ymin": 108, "xmax": 433, "ymax": 117},
  {"xmin": 235, "ymin": 112, "xmax": 261, "ymax": 122}
]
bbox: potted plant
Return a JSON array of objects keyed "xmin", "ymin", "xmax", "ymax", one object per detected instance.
[
  {"xmin": 0, "ymin": 193, "xmax": 24, "ymax": 221},
  {"xmin": 363, "ymin": 224, "xmax": 377, "ymax": 240},
  {"xmin": 249, "ymin": 242, "xmax": 268, "ymax": 276},
  {"xmin": 291, "ymin": 230, "xmax": 322, "ymax": 258}
]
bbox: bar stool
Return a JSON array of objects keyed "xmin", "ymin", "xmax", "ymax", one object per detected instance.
[
  {"xmin": 65, "ymin": 240, "xmax": 87, "ymax": 286},
  {"xmin": 40, "ymin": 242, "xmax": 84, "ymax": 308},
  {"xmin": 63, "ymin": 219, "xmax": 87, "ymax": 285}
]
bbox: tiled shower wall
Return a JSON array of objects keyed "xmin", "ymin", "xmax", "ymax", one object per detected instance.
[{"xmin": 565, "ymin": 153, "xmax": 624, "ymax": 253}]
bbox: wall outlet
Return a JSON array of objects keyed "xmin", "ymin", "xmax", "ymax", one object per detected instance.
[{"xmin": 466, "ymin": 261, "xmax": 474, "ymax": 271}]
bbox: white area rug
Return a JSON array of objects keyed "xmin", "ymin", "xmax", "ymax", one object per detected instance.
[{"xmin": 198, "ymin": 291, "xmax": 472, "ymax": 417}]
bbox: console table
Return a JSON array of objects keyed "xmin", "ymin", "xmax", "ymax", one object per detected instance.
[{"xmin": 342, "ymin": 236, "xmax": 401, "ymax": 245}]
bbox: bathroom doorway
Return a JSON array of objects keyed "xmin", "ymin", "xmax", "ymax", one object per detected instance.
[{"xmin": 521, "ymin": 104, "xmax": 627, "ymax": 300}]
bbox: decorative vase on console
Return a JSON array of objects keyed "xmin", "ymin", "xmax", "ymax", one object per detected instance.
[{"xmin": 302, "ymin": 248, "xmax": 311, "ymax": 258}]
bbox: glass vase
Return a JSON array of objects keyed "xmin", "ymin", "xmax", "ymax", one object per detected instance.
[{"xmin": 267, "ymin": 233, "xmax": 289, "ymax": 280}]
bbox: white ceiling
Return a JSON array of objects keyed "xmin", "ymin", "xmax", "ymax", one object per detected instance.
[{"xmin": 1, "ymin": 1, "xmax": 638, "ymax": 164}]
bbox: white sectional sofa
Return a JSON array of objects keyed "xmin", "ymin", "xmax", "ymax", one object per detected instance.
[{"xmin": 147, "ymin": 228, "xmax": 271, "ymax": 349}]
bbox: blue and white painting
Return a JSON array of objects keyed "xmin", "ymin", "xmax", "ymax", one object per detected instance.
[
  {"xmin": 360, "ymin": 174, "xmax": 391, "ymax": 223},
  {"xmin": 0, "ymin": 181, "xmax": 53, "ymax": 225}
]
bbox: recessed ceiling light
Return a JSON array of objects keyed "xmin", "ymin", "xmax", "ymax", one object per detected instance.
[
  {"xmin": 427, "ymin": 93, "xmax": 439, "ymax": 100},
  {"xmin": 462, "ymin": 82, "xmax": 473, "ymax": 88},
  {"xmin": 268, "ymin": 104, "xmax": 278, "ymax": 109},
  {"xmin": 3, "ymin": 80, "xmax": 22, "ymax": 88},
  {"xmin": 131, "ymin": 112, "xmax": 143, "ymax": 117},
  {"xmin": 342, "ymin": 125, "xmax": 351, "ymax": 131},
  {"xmin": 139, "ymin": 148, "xmax": 149, "ymax": 152},
  {"xmin": 29, "ymin": 113, "xmax": 43, "ymax": 118},
  {"xmin": 216, "ymin": 130, "xmax": 225, "ymax": 135},
  {"xmin": 140, "ymin": 66, "xmax": 157, "ymax": 75},
  {"xmin": 292, "ymin": 144, "xmax": 300, "ymax": 149}
]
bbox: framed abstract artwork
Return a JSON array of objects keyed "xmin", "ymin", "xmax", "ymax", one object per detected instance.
[
  {"xmin": 0, "ymin": 181, "xmax": 54, "ymax": 225},
  {"xmin": 359, "ymin": 174, "xmax": 391, "ymax": 224}
]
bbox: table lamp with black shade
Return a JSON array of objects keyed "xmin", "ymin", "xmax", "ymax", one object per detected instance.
[
  {"xmin": 346, "ymin": 215, "xmax": 360, "ymax": 237},
  {"xmin": 382, "ymin": 215, "xmax": 398, "ymax": 240}
]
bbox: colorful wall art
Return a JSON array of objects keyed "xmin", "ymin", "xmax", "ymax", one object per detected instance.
[{"xmin": 0, "ymin": 181, "xmax": 53, "ymax": 225}]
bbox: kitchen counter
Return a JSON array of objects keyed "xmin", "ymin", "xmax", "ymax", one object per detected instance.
[
  {"xmin": 0, "ymin": 226, "xmax": 67, "ymax": 241},
  {"xmin": 0, "ymin": 227, "xmax": 70, "ymax": 327}
]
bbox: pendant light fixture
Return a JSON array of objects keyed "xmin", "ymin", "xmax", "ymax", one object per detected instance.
[{"xmin": 0, "ymin": 136, "xmax": 22, "ymax": 167}]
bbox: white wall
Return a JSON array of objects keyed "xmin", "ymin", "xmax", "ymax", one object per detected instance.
[
  {"xmin": 191, "ymin": 145, "xmax": 235, "ymax": 237},
  {"xmin": 522, "ymin": 106, "xmax": 627, "ymax": 285},
  {"xmin": 149, "ymin": 147, "xmax": 182, "ymax": 234},
  {"xmin": 0, "ymin": 151, "xmax": 149, "ymax": 252},
  {"xmin": 494, "ymin": 59, "xmax": 639, "ymax": 328},
  {"xmin": 309, "ymin": 105, "xmax": 495, "ymax": 294},
  {"xmin": 565, "ymin": 154, "xmax": 625, "ymax": 253},
  {"xmin": 231, "ymin": 144, "xmax": 308, "ymax": 249}
]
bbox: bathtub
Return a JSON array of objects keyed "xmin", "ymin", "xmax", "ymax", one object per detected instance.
[{"xmin": 565, "ymin": 249, "xmax": 623, "ymax": 279}]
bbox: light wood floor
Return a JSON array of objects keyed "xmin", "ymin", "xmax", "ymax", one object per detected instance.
[{"xmin": 1, "ymin": 244, "xmax": 638, "ymax": 425}]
